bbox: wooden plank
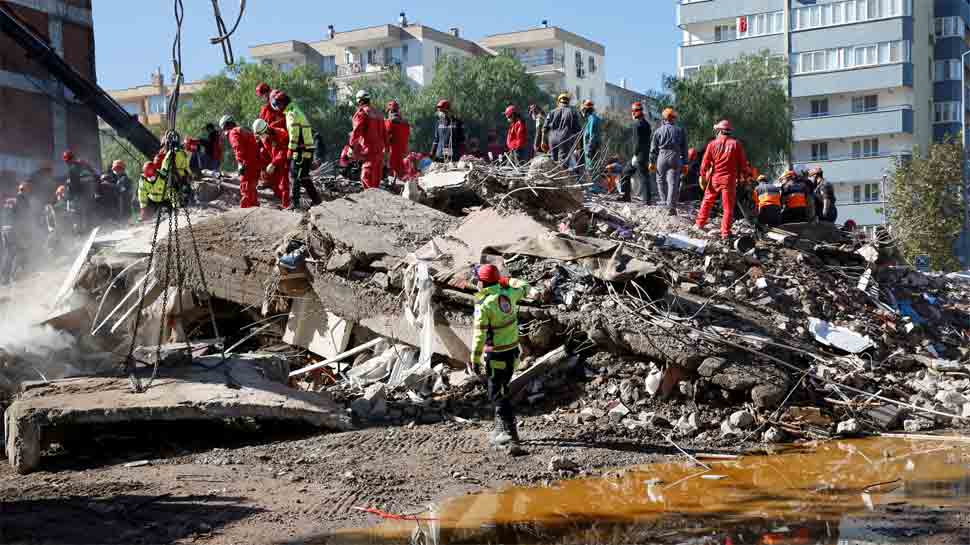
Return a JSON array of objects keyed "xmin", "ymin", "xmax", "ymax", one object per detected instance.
[
  {"xmin": 288, "ymin": 338, "xmax": 384, "ymax": 378},
  {"xmin": 53, "ymin": 227, "xmax": 100, "ymax": 306}
]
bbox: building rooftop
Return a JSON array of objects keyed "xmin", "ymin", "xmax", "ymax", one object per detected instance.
[{"xmin": 480, "ymin": 26, "xmax": 605, "ymax": 56}]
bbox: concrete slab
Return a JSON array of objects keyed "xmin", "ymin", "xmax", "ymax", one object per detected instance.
[
  {"xmin": 359, "ymin": 311, "xmax": 475, "ymax": 364},
  {"xmin": 283, "ymin": 296, "xmax": 353, "ymax": 359},
  {"xmin": 4, "ymin": 354, "xmax": 353, "ymax": 474}
]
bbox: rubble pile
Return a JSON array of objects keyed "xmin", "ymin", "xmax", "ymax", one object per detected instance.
[{"xmin": 4, "ymin": 153, "xmax": 970, "ymax": 474}]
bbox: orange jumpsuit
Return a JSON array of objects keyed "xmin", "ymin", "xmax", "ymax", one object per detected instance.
[
  {"xmin": 350, "ymin": 104, "xmax": 387, "ymax": 189},
  {"xmin": 260, "ymin": 127, "xmax": 291, "ymax": 209}
]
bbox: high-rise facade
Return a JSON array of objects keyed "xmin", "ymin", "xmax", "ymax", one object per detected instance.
[{"xmin": 678, "ymin": 0, "xmax": 967, "ymax": 230}]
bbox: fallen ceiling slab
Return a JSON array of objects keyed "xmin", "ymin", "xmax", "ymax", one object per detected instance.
[{"xmin": 4, "ymin": 354, "xmax": 353, "ymax": 474}]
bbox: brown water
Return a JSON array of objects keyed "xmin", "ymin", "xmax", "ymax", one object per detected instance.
[{"xmin": 340, "ymin": 437, "xmax": 970, "ymax": 544}]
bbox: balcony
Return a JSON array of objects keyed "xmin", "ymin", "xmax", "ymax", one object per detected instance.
[
  {"xmin": 678, "ymin": 0, "xmax": 773, "ymax": 27},
  {"xmin": 792, "ymin": 63, "xmax": 912, "ymax": 97},
  {"xmin": 680, "ymin": 34, "xmax": 784, "ymax": 67},
  {"xmin": 792, "ymin": 153, "xmax": 908, "ymax": 184},
  {"xmin": 793, "ymin": 106, "xmax": 913, "ymax": 141},
  {"xmin": 512, "ymin": 52, "xmax": 565, "ymax": 75},
  {"xmin": 335, "ymin": 61, "xmax": 399, "ymax": 79}
]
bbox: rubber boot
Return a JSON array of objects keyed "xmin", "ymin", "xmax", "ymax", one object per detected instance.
[
  {"xmin": 505, "ymin": 416, "xmax": 520, "ymax": 444},
  {"xmin": 287, "ymin": 175, "xmax": 301, "ymax": 211}
]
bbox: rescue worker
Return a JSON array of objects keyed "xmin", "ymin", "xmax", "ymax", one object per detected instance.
[
  {"xmin": 157, "ymin": 131, "xmax": 194, "ymax": 207},
  {"xmin": 385, "ymin": 100, "xmax": 410, "ymax": 180},
  {"xmin": 471, "ymin": 264, "xmax": 530, "ymax": 446},
  {"xmin": 256, "ymin": 82, "xmax": 286, "ymax": 131},
  {"xmin": 649, "ymin": 107, "xmax": 689, "ymax": 215},
  {"xmin": 754, "ymin": 174, "xmax": 783, "ymax": 227},
  {"xmin": 253, "ymin": 118, "xmax": 291, "ymax": 209},
  {"xmin": 504, "ymin": 105, "xmax": 528, "ymax": 163},
  {"xmin": 579, "ymin": 100, "xmax": 602, "ymax": 176},
  {"xmin": 220, "ymin": 115, "xmax": 261, "ymax": 208},
  {"xmin": 528, "ymin": 104, "xmax": 547, "ymax": 155},
  {"xmin": 95, "ymin": 174, "xmax": 119, "ymax": 224},
  {"xmin": 272, "ymin": 90, "xmax": 321, "ymax": 210},
  {"xmin": 809, "ymin": 167, "xmax": 837, "ymax": 222},
  {"xmin": 430, "ymin": 99, "xmax": 465, "ymax": 163},
  {"xmin": 780, "ymin": 170, "xmax": 811, "ymax": 224},
  {"xmin": 543, "ymin": 94, "xmax": 582, "ymax": 165},
  {"xmin": 62, "ymin": 150, "xmax": 98, "ymax": 232},
  {"xmin": 0, "ymin": 196, "xmax": 17, "ymax": 285},
  {"xmin": 618, "ymin": 102, "xmax": 652, "ymax": 203},
  {"xmin": 682, "ymin": 148, "xmax": 703, "ymax": 202},
  {"xmin": 349, "ymin": 90, "xmax": 386, "ymax": 190},
  {"xmin": 339, "ymin": 135, "xmax": 362, "ymax": 181},
  {"xmin": 137, "ymin": 160, "xmax": 175, "ymax": 221},
  {"xmin": 109, "ymin": 160, "xmax": 133, "ymax": 222},
  {"xmin": 204, "ymin": 123, "xmax": 223, "ymax": 171},
  {"xmin": 696, "ymin": 119, "xmax": 750, "ymax": 240}
]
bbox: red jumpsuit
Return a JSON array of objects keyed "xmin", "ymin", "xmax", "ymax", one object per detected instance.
[
  {"xmin": 259, "ymin": 103, "xmax": 287, "ymax": 132},
  {"xmin": 696, "ymin": 134, "xmax": 750, "ymax": 238},
  {"xmin": 506, "ymin": 118, "xmax": 527, "ymax": 154},
  {"xmin": 260, "ymin": 127, "xmax": 291, "ymax": 208},
  {"xmin": 384, "ymin": 113, "xmax": 410, "ymax": 180},
  {"xmin": 228, "ymin": 127, "xmax": 262, "ymax": 208},
  {"xmin": 350, "ymin": 104, "xmax": 386, "ymax": 189}
]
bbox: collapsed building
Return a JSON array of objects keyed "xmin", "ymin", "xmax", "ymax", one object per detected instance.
[{"xmin": 3, "ymin": 157, "xmax": 970, "ymax": 474}]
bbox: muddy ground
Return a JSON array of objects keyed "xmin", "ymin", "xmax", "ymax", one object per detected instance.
[{"xmin": 1, "ymin": 413, "xmax": 695, "ymax": 545}]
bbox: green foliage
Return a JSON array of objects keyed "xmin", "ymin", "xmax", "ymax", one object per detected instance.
[
  {"xmin": 886, "ymin": 139, "xmax": 966, "ymax": 272},
  {"xmin": 100, "ymin": 131, "xmax": 149, "ymax": 175},
  {"xmin": 664, "ymin": 52, "xmax": 791, "ymax": 176},
  {"xmin": 178, "ymin": 61, "xmax": 353, "ymax": 164},
  {"xmin": 351, "ymin": 55, "xmax": 552, "ymax": 152}
]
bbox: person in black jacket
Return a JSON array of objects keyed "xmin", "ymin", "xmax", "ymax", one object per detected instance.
[
  {"xmin": 430, "ymin": 99, "xmax": 465, "ymax": 162},
  {"xmin": 543, "ymin": 94, "xmax": 582, "ymax": 165},
  {"xmin": 617, "ymin": 102, "xmax": 652, "ymax": 203}
]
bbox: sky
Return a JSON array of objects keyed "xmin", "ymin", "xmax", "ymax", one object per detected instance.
[{"xmin": 92, "ymin": 0, "xmax": 680, "ymax": 93}]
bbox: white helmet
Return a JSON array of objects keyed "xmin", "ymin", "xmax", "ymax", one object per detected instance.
[
  {"xmin": 252, "ymin": 118, "xmax": 269, "ymax": 135},
  {"xmin": 355, "ymin": 90, "xmax": 370, "ymax": 102},
  {"xmin": 218, "ymin": 114, "xmax": 235, "ymax": 130}
]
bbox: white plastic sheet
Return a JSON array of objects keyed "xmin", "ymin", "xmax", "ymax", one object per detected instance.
[{"xmin": 807, "ymin": 317, "xmax": 875, "ymax": 354}]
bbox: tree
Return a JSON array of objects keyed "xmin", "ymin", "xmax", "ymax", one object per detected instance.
[
  {"xmin": 352, "ymin": 55, "xmax": 552, "ymax": 153},
  {"xmin": 886, "ymin": 139, "xmax": 966, "ymax": 272},
  {"xmin": 178, "ymin": 61, "xmax": 352, "ymax": 165},
  {"xmin": 664, "ymin": 52, "xmax": 791, "ymax": 176}
]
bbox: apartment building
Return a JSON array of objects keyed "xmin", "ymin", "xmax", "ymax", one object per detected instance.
[
  {"xmin": 249, "ymin": 16, "xmax": 486, "ymax": 93},
  {"xmin": 0, "ymin": 0, "xmax": 99, "ymax": 187},
  {"xmin": 103, "ymin": 70, "xmax": 205, "ymax": 131},
  {"xmin": 677, "ymin": 0, "xmax": 967, "ymax": 230},
  {"xmin": 248, "ymin": 18, "xmax": 636, "ymax": 111},
  {"xmin": 479, "ymin": 26, "xmax": 607, "ymax": 106}
]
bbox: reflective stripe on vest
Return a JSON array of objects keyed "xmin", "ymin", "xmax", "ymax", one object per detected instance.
[{"xmin": 757, "ymin": 184, "xmax": 782, "ymax": 207}]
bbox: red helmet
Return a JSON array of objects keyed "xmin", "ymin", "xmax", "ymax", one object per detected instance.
[
  {"xmin": 687, "ymin": 148, "xmax": 697, "ymax": 162},
  {"xmin": 62, "ymin": 150, "xmax": 74, "ymax": 162},
  {"xmin": 582, "ymin": 99, "xmax": 594, "ymax": 109},
  {"xmin": 504, "ymin": 105, "xmax": 517, "ymax": 118},
  {"xmin": 477, "ymin": 264, "xmax": 500, "ymax": 285},
  {"xmin": 386, "ymin": 100, "xmax": 400, "ymax": 112},
  {"xmin": 256, "ymin": 82, "xmax": 271, "ymax": 97},
  {"xmin": 436, "ymin": 99, "xmax": 450, "ymax": 111},
  {"xmin": 714, "ymin": 119, "xmax": 733, "ymax": 132},
  {"xmin": 270, "ymin": 90, "xmax": 290, "ymax": 111},
  {"xmin": 843, "ymin": 219, "xmax": 857, "ymax": 231},
  {"xmin": 143, "ymin": 161, "xmax": 157, "ymax": 178},
  {"xmin": 631, "ymin": 102, "xmax": 643, "ymax": 112}
]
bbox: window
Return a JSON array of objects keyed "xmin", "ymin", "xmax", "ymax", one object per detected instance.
[
  {"xmin": 852, "ymin": 95, "xmax": 878, "ymax": 113},
  {"xmin": 320, "ymin": 55, "xmax": 336, "ymax": 74},
  {"xmin": 935, "ymin": 16, "xmax": 965, "ymax": 38},
  {"xmin": 575, "ymin": 51, "xmax": 585, "ymax": 78},
  {"xmin": 853, "ymin": 183, "xmax": 881, "ymax": 202},
  {"xmin": 792, "ymin": 0, "xmax": 911, "ymax": 30},
  {"xmin": 148, "ymin": 95, "xmax": 167, "ymax": 114},
  {"xmin": 714, "ymin": 24, "xmax": 737, "ymax": 42},
  {"xmin": 934, "ymin": 60, "xmax": 961, "ymax": 81},
  {"xmin": 934, "ymin": 101, "xmax": 961, "ymax": 123},
  {"xmin": 589, "ymin": 55, "xmax": 596, "ymax": 74},
  {"xmin": 434, "ymin": 46, "xmax": 443, "ymax": 62},
  {"xmin": 279, "ymin": 62, "xmax": 294, "ymax": 73},
  {"xmin": 852, "ymin": 138, "xmax": 879, "ymax": 158},
  {"xmin": 402, "ymin": 44, "xmax": 409, "ymax": 62},
  {"xmin": 811, "ymin": 142, "xmax": 829, "ymax": 161},
  {"xmin": 792, "ymin": 40, "xmax": 909, "ymax": 74},
  {"xmin": 810, "ymin": 99, "xmax": 829, "ymax": 117}
]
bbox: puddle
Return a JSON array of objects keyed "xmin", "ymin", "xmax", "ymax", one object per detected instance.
[{"xmin": 340, "ymin": 436, "xmax": 970, "ymax": 544}]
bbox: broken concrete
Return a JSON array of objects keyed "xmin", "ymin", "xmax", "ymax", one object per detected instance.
[{"xmin": 5, "ymin": 355, "xmax": 352, "ymax": 474}]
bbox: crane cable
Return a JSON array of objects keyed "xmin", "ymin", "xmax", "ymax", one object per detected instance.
[{"xmin": 209, "ymin": 0, "xmax": 246, "ymax": 66}]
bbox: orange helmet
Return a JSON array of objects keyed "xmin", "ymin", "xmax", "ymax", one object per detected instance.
[
  {"xmin": 781, "ymin": 170, "xmax": 796, "ymax": 180},
  {"xmin": 662, "ymin": 107, "xmax": 677, "ymax": 120}
]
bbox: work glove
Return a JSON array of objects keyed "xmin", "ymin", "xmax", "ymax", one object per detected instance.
[
  {"xmin": 266, "ymin": 163, "xmax": 276, "ymax": 176},
  {"xmin": 631, "ymin": 155, "xmax": 639, "ymax": 168},
  {"xmin": 648, "ymin": 163, "xmax": 657, "ymax": 174},
  {"xmin": 286, "ymin": 149, "xmax": 294, "ymax": 161}
]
